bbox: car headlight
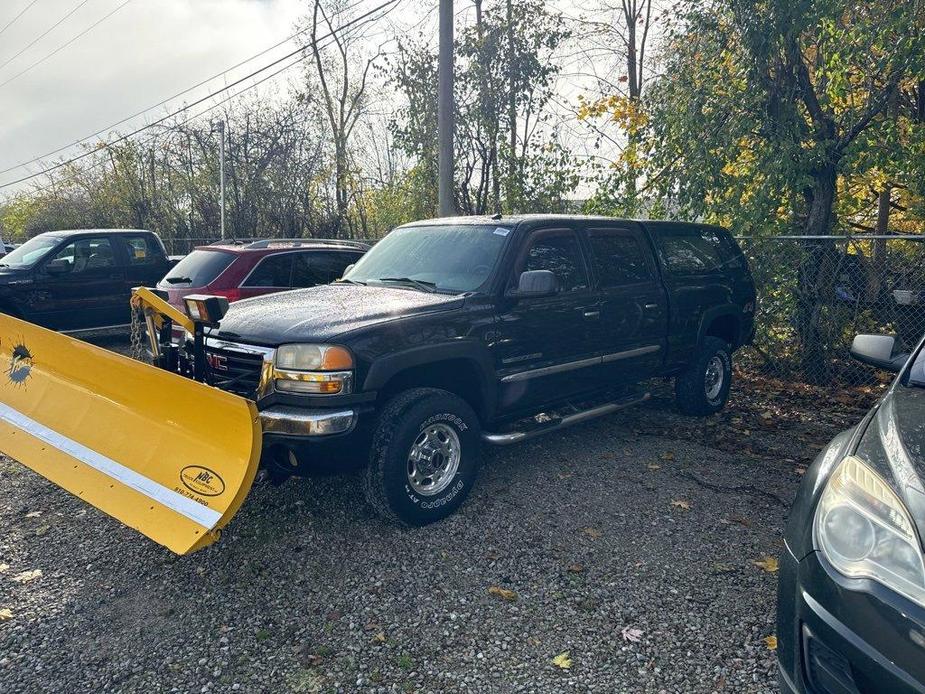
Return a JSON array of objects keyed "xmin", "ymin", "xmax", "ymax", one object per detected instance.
[
  {"xmin": 273, "ymin": 344, "xmax": 354, "ymax": 395},
  {"xmin": 814, "ymin": 455, "xmax": 925, "ymax": 605}
]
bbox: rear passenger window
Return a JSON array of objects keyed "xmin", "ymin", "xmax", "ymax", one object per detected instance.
[
  {"xmin": 291, "ymin": 252, "xmax": 358, "ymax": 288},
  {"xmin": 244, "ymin": 254, "xmax": 293, "ymax": 287},
  {"xmin": 124, "ymin": 236, "xmax": 159, "ymax": 265},
  {"xmin": 521, "ymin": 232, "xmax": 588, "ymax": 293},
  {"xmin": 587, "ymin": 230, "xmax": 653, "ymax": 286},
  {"xmin": 659, "ymin": 228, "xmax": 725, "ymax": 274}
]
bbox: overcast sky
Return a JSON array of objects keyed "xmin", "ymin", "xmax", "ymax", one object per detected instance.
[{"xmin": 0, "ymin": 0, "xmax": 352, "ymax": 192}]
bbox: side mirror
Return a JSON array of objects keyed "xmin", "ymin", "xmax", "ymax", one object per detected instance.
[
  {"xmin": 46, "ymin": 259, "xmax": 71, "ymax": 275},
  {"xmin": 850, "ymin": 334, "xmax": 909, "ymax": 373},
  {"xmin": 509, "ymin": 270, "xmax": 558, "ymax": 299},
  {"xmin": 341, "ymin": 263, "xmax": 355, "ymax": 279}
]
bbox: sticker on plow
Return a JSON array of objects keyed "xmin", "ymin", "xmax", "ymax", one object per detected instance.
[{"xmin": 180, "ymin": 465, "xmax": 226, "ymax": 497}]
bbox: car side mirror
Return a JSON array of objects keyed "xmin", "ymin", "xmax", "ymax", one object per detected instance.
[
  {"xmin": 341, "ymin": 263, "xmax": 355, "ymax": 279},
  {"xmin": 46, "ymin": 259, "xmax": 71, "ymax": 275},
  {"xmin": 509, "ymin": 270, "xmax": 558, "ymax": 299},
  {"xmin": 850, "ymin": 334, "xmax": 909, "ymax": 373}
]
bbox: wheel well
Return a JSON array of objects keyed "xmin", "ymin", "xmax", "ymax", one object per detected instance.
[
  {"xmin": 705, "ymin": 314, "xmax": 740, "ymax": 348},
  {"xmin": 378, "ymin": 359, "xmax": 488, "ymax": 421}
]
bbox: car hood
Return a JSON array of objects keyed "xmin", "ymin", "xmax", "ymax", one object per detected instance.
[
  {"xmin": 855, "ymin": 384, "xmax": 925, "ymax": 531},
  {"xmin": 0, "ymin": 266, "xmax": 31, "ymax": 283},
  {"xmin": 212, "ymin": 283, "xmax": 465, "ymax": 344}
]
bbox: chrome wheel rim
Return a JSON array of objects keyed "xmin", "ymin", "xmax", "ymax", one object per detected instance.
[
  {"xmin": 705, "ymin": 355, "xmax": 725, "ymax": 400},
  {"xmin": 407, "ymin": 423, "xmax": 461, "ymax": 496}
]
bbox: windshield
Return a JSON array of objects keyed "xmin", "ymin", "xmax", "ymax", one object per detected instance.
[
  {"xmin": 0, "ymin": 234, "xmax": 60, "ymax": 268},
  {"xmin": 160, "ymin": 249, "xmax": 236, "ymax": 287},
  {"xmin": 343, "ymin": 224, "xmax": 510, "ymax": 293}
]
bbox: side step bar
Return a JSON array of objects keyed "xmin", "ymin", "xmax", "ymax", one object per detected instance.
[{"xmin": 482, "ymin": 392, "xmax": 651, "ymax": 446}]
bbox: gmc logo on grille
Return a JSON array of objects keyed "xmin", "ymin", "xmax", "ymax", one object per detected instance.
[{"xmin": 206, "ymin": 353, "xmax": 228, "ymax": 371}]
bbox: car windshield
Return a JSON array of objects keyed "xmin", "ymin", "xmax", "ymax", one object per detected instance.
[
  {"xmin": 0, "ymin": 234, "xmax": 60, "ymax": 268},
  {"xmin": 343, "ymin": 224, "xmax": 510, "ymax": 293},
  {"xmin": 161, "ymin": 249, "xmax": 236, "ymax": 286}
]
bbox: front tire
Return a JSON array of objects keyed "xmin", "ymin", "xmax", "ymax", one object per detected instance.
[
  {"xmin": 363, "ymin": 388, "xmax": 481, "ymax": 526},
  {"xmin": 675, "ymin": 336, "xmax": 732, "ymax": 416}
]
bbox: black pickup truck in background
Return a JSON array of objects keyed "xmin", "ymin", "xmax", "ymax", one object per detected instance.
[
  {"xmin": 198, "ymin": 215, "xmax": 757, "ymax": 525},
  {"xmin": 0, "ymin": 229, "xmax": 174, "ymax": 332}
]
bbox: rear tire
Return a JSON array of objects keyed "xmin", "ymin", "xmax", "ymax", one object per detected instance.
[
  {"xmin": 675, "ymin": 336, "xmax": 732, "ymax": 416},
  {"xmin": 363, "ymin": 388, "xmax": 481, "ymax": 526}
]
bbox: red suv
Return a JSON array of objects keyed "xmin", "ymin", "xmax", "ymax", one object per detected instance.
[{"xmin": 157, "ymin": 239, "xmax": 368, "ymax": 313}]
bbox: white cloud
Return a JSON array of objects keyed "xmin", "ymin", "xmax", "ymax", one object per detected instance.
[{"xmin": 0, "ymin": 0, "xmax": 307, "ymax": 189}]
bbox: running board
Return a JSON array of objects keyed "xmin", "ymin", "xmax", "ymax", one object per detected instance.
[{"xmin": 482, "ymin": 392, "xmax": 651, "ymax": 446}]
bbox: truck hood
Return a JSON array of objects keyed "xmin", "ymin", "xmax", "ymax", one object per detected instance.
[
  {"xmin": 855, "ymin": 384, "xmax": 925, "ymax": 533},
  {"xmin": 213, "ymin": 283, "xmax": 465, "ymax": 344}
]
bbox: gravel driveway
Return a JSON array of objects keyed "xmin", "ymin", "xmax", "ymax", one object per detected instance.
[{"xmin": 0, "ymin": 339, "xmax": 875, "ymax": 693}]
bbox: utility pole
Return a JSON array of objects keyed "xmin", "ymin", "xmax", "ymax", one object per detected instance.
[
  {"xmin": 213, "ymin": 119, "xmax": 226, "ymax": 239},
  {"xmin": 506, "ymin": 0, "xmax": 516, "ymax": 212},
  {"xmin": 437, "ymin": 0, "xmax": 455, "ymax": 217}
]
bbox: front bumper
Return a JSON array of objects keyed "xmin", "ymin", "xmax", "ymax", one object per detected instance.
[
  {"xmin": 259, "ymin": 406, "xmax": 356, "ymax": 437},
  {"xmin": 777, "ymin": 540, "xmax": 925, "ymax": 693}
]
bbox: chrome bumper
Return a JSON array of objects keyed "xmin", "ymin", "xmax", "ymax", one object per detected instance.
[{"xmin": 259, "ymin": 407, "xmax": 355, "ymax": 437}]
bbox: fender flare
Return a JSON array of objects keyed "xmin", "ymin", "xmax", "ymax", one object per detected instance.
[
  {"xmin": 697, "ymin": 304, "xmax": 741, "ymax": 348},
  {"xmin": 363, "ymin": 341, "xmax": 497, "ymax": 418}
]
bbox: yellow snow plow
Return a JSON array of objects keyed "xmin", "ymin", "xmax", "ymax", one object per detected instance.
[{"xmin": 0, "ymin": 291, "xmax": 262, "ymax": 555}]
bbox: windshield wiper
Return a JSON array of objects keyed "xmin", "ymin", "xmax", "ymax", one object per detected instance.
[
  {"xmin": 375, "ymin": 277, "xmax": 437, "ymax": 293},
  {"xmin": 164, "ymin": 276, "xmax": 192, "ymax": 284},
  {"xmin": 336, "ymin": 278, "xmax": 366, "ymax": 286}
]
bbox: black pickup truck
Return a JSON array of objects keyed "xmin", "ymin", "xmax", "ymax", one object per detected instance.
[
  {"xmin": 200, "ymin": 215, "xmax": 756, "ymax": 525},
  {"xmin": 0, "ymin": 229, "xmax": 174, "ymax": 332}
]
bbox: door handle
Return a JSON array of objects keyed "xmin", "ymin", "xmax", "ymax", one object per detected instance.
[
  {"xmin": 643, "ymin": 303, "xmax": 659, "ymax": 310},
  {"xmin": 583, "ymin": 310, "xmax": 600, "ymax": 319}
]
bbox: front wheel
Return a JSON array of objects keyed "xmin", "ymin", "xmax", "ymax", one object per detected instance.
[
  {"xmin": 363, "ymin": 388, "xmax": 481, "ymax": 526},
  {"xmin": 675, "ymin": 336, "xmax": 732, "ymax": 416}
]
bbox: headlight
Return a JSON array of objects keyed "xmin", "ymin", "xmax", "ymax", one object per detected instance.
[
  {"xmin": 275, "ymin": 344, "xmax": 353, "ymax": 371},
  {"xmin": 814, "ymin": 455, "xmax": 925, "ymax": 605},
  {"xmin": 274, "ymin": 344, "xmax": 354, "ymax": 395}
]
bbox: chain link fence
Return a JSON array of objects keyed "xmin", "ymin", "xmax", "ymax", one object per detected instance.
[{"xmin": 737, "ymin": 235, "xmax": 925, "ymax": 386}]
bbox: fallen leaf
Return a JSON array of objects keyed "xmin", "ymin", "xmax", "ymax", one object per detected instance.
[
  {"xmin": 794, "ymin": 466, "xmax": 807, "ymax": 476},
  {"xmin": 24, "ymin": 511, "xmax": 41, "ymax": 518},
  {"xmin": 621, "ymin": 626, "xmax": 643, "ymax": 642},
  {"xmin": 647, "ymin": 463, "xmax": 661, "ymax": 471},
  {"xmin": 557, "ymin": 471, "xmax": 574, "ymax": 480},
  {"xmin": 660, "ymin": 451, "xmax": 675, "ymax": 461},
  {"xmin": 487, "ymin": 586, "xmax": 518, "ymax": 602},
  {"xmin": 34, "ymin": 525, "xmax": 50, "ymax": 537},
  {"xmin": 566, "ymin": 563, "xmax": 584, "ymax": 574},
  {"xmin": 0, "ymin": 608, "xmax": 12, "ymax": 621},
  {"xmin": 764, "ymin": 635, "xmax": 778, "ymax": 650},
  {"xmin": 727, "ymin": 514, "xmax": 751, "ymax": 528},
  {"xmin": 671, "ymin": 499, "xmax": 691, "ymax": 511},
  {"xmin": 372, "ymin": 631, "xmax": 387, "ymax": 644},
  {"xmin": 303, "ymin": 654, "xmax": 323, "ymax": 667},
  {"xmin": 552, "ymin": 652, "xmax": 572, "ymax": 670},
  {"xmin": 0, "ymin": 564, "xmax": 9, "ymax": 573},
  {"xmin": 12, "ymin": 569, "xmax": 41, "ymax": 583},
  {"xmin": 752, "ymin": 556, "xmax": 779, "ymax": 573},
  {"xmin": 581, "ymin": 527, "xmax": 602, "ymax": 539}
]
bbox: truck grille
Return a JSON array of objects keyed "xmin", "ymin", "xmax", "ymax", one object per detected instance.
[{"xmin": 204, "ymin": 340, "xmax": 272, "ymax": 398}]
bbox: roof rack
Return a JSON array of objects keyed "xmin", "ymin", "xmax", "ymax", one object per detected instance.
[{"xmin": 243, "ymin": 238, "xmax": 370, "ymax": 250}]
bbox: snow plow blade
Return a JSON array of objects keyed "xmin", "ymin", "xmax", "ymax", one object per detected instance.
[{"xmin": 0, "ymin": 314, "xmax": 261, "ymax": 555}]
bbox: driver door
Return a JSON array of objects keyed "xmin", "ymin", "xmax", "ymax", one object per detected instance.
[
  {"xmin": 495, "ymin": 227, "xmax": 604, "ymax": 415},
  {"xmin": 37, "ymin": 236, "xmax": 126, "ymax": 331}
]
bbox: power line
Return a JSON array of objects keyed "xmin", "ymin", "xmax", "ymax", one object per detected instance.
[
  {"xmin": 0, "ymin": 0, "xmax": 91, "ymax": 72},
  {"xmin": 0, "ymin": 0, "xmax": 135, "ymax": 89},
  {"xmin": 0, "ymin": 0, "xmax": 41, "ymax": 39},
  {"xmin": 0, "ymin": 0, "xmax": 372, "ymax": 176},
  {"xmin": 0, "ymin": 0, "xmax": 401, "ymax": 192}
]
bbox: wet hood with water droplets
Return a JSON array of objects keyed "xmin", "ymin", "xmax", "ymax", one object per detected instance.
[
  {"xmin": 855, "ymin": 384, "xmax": 925, "ymax": 530},
  {"xmin": 213, "ymin": 283, "xmax": 465, "ymax": 344}
]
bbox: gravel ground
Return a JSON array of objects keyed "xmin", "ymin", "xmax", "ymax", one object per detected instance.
[{"xmin": 0, "ymin": 337, "xmax": 875, "ymax": 693}]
